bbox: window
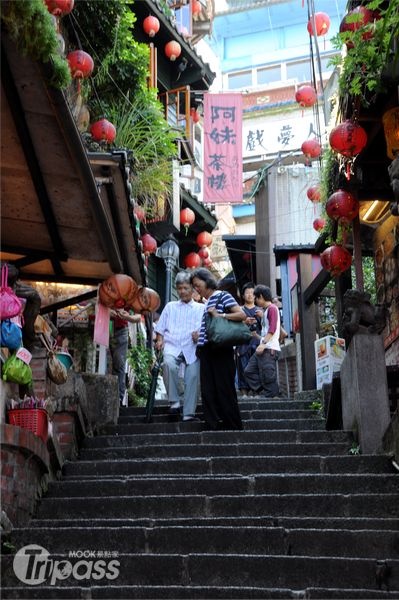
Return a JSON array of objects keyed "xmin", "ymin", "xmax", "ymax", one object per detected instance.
[
  {"xmin": 286, "ymin": 60, "xmax": 311, "ymax": 82},
  {"xmin": 228, "ymin": 70, "xmax": 252, "ymax": 90},
  {"xmin": 257, "ymin": 65, "xmax": 281, "ymax": 85}
]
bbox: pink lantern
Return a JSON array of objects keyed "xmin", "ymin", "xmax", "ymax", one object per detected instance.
[
  {"xmin": 140, "ymin": 233, "xmax": 157, "ymax": 256},
  {"xmin": 320, "ymin": 245, "xmax": 352, "ymax": 277},
  {"xmin": 134, "ymin": 206, "xmax": 146, "ymax": 223},
  {"xmin": 307, "ymin": 185, "xmax": 321, "ymax": 203},
  {"xmin": 184, "ymin": 252, "xmax": 201, "ymax": 269},
  {"xmin": 67, "ymin": 50, "xmax": 94, "ymax": 79},
  {"xmin": 202, "ymin": 257, "xmax": 212, "ymax": 267},
  {"xmin": 165, "ymin": 41, "xmax": 182, "ymax": 61},
  {"xmin": 307, "ymin": 12, "xmax": 331, "ymax": 37},
  {"xmin": 196, "ymin": 231, "xmax": 212, "ymax": 248},
  {"xmin": 295, "ymin": 85, "xmax": 317, "ymax": 108},
  {"xmin": 143, "ymin": 15, "xmax": 160, "ymax": 37},
  {"xmin": 198, "ymin": 247, "xmax": 209, "ymax": 260},
  {"xmin": 90, "ymin": 119, "xmax": 116, "ymax": 143},
  {"xmin": 45, "ymin": 0, "xmax": 74, "ymax": 16},
  {"xmin": 326, "ymin": 190, "xmax": 358, "ymax": 224},
  {"xmin": 301, "ymin": 139, "xmax": 322, "ymax": 161},
  {"xmin": 313, "ymin": 218, "xmax": 326, "ymax": 232}
]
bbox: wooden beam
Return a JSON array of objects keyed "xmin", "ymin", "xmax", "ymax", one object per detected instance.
[
  {"xmin": 297, "ymin": 254, "xmax": 318, "ymax": 390},
  {"xmin": 40, "ymin": 290, "xmax": 97, "ymax": 314}
]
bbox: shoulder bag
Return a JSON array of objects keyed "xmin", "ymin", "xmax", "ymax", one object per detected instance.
[{"xmin": 205, "ymin": 293, "xmax": 252, "ymax": 347}]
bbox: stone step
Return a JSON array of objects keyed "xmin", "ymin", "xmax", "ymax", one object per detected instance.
[
  {"xmin": 121, "ymin": 399, "xmax": 313, "ymax": 414},
  {"xmin": 78, "ymin": 441, "xmax": 350, "ymax": 461},
  {"xmin": 2, "ymin": 554, "xmax": 399, "ymax": 589},
  {"xmin": 118, "ymin": 409, "xmax": 319, "ymax": 424},
  {"xmin": 46, "ymin": 474, "xmax": 399, "ymax": 497},
  {"xmin": 63, "ymin": 454, "xmax": 395, "ymax": 478},
  {"xmin": 9, "ymin": 525, "xmax": 399, "ymax": 559},
  {"xmin": 35, "ymin": 493, "xmax": 399, "ymax": 520},
  {"xmin": 104, "ymin": 419, "xmax": 327, "ymax": 435},
  {"xmin": 28, "ymin": 516, "xmax": 399, "ymax": 531},
  {"xmin": 82, "ymin": 429, "xmax": 352, "ymax": 449},
  {"xmin": 3, "ymin": 586, "xmax": 398, "ymax": 599}
]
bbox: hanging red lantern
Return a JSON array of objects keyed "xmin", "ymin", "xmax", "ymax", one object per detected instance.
[
  {"xmin": 198, "ymin": 247, "xmax": 209, "ymax": 260},
  {"xmin": 307, "ymin": 185, "xmax": 321, "ymax": 203},
  {"xmin": 90, "ymin": 119, "xmax": 116, "ymax": 144},
  {"xmin": 301, "ymin": 139, "xmax": 322, "ymax": 161},
  {"xmin": 329, "ymin": 121, "xmax": 367, "ymax": 158},
  {"xmin": 326, "ymin": 190, "xmax": 358, "ymax": 224},
  {"xmin": 307, "ymin": 12, "xmax": 330, "ymax": 37},
  {"xmin": 202, "ymin": 257, "xmax": 212, "ymax": 267},
  {"xmin": 313, "ymin": 218, "xmax": 326, "ymax": 232},
  {"xmin": 180, "ymin": 208, "xmax": 195, "ymax": 235},
  {"xmin": 196, "ymin": 231, "xmax": 212, "ymax": 248},
  {"xmin": 192, "ymin": 0, "xmax": 202, "ymax": 16},
  {"xmin": 140, "ymin": 233, "xmax": 157, "ymax": 256},
  {"xmin": 143, "ymin": 15, "xmax": 160, "ymax": 37},
  {"xmin": 320, "ymin": 245, "xmax": 352, "ymax": 277},
  {"xmin": 134, "ymin": 206, "xmax": 146, "ymax": 223},
  {"xmin": 295, "ymin": 85, "xmax": 317, "ymax": 108},
  {"xmin": 339, "ymin": 6, "xmax": 375, "ymax": 46},
  {"xmin": 190, "ymin": 107, "xmax": 200, "ymax": 124},
  {"xmin": 45, "ymin": 0, "xmax": 74, "ymax": 16},
  {"xmin": 67, "ymin": 50, "xmax": 94, "ymax": 80},
  {"xmin": 242, "ymin": 252, "xmax": 251, "ymax": 263},
  {"xmin": 184, "ymin": 252, "xmax": 202, "ymax": 269},
  {"xmin": 165, "ymin": 41, "xmax": 182, "ymax": 62}
]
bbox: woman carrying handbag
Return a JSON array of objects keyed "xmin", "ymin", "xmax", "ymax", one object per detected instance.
[{"xmin": 190, "ymin": 268, "xmax": 246, "ymax": 431}]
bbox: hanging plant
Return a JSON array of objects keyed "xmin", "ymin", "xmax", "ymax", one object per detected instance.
[
  {"xmin": 1, "ymin": 0, "xmax": 72, "ymax": 89},
  {"xmin": 330, "ymin": 0, "xmax": 399, "ymax": 107}
]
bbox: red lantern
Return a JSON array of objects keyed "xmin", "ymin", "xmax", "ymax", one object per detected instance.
[
  {"xmin": 198, "ymin": 247, "xmax": 209, "ymax": 260},
  {"xmin": 307, "ymin": 185, "xmax": 321, "ymax": 203},
  {"xmin": 180, "ymin": 208, "xmax": 195, "ymax": 235},
  {"xmin": 90, "ymin": 119, "xmax": 116, "ymax": 144},
  {"xmin": 143, "ymin": 15, "xmax": 160, "ymax": 37},
  {"xmin": 196, "ymin": 231, "xmax": 212, "ymax": 248},
  {"xmin": 140, "ymin": 233, "xmax": 157, "ymax": 256},
  {"xmin": 329, "ymin": 121, "xmax": 367, "ymax": 158},
  {"xmin": 45, "ymin": 0, "xmax": 74, "ymax": 16},
  {"xmin": 184, "ymin": 252, "xmax": 201, "ymax": 269},
  {"xmin": 326, "ymin": 190, "xmax": 358, "ymax": 224},
  {"xmin": 295, "ymin": 85, "xmax": 317, "ymax": 108},
  {"xmin": 202, "ymin": 257, "xmax": 212, "ymax": 267},
  {"xmin": 313, "ymin": 218, "xmax": 326, "ymax": 232},
  {"xmin": 165, "ymin": 41, "xmax": 182, "ymax": 62},
  {"xmin": 192, "ymin": 0, "xmax": 202, "ymax": 16},
  {"xmin": 134, "ymin": 206, "xmax": 146, "ymax": 223},
  {"xmin": 320, "ymin": 245, "xmax": 352, "ymax": 277},
  {"xmin": 67, "ymin": 50, "xmax": 94, "ymax": 79},
  {"xmin": 339, "ymin": 6, "xmax": 375, "ymax": 46},
  {"xmin": 242, "ymin": 252, "xmax": 251, "ymax": 263},
  {"xmin": 307, "ymin": 12, "xmax": 330, "ymax": 37},
  {"xmin": 190, "ymin": 108, "xmax": 200, "ymax": 124},
  {"xmin": 301, "ymin": 139, "xmax": 322, "ymax": 161}
]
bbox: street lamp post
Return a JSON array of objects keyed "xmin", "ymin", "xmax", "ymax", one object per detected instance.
[{"xmin": 156, "ymin": 235, "xmax": 180, "ymax": 303}]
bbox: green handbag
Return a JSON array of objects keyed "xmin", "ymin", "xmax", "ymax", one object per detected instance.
[{"xmin": 205, "ymin": 293, "xmax": 252, "ymax": 347}]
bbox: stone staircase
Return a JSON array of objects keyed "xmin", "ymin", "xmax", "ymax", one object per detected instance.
[{"xmin": 2, "ymin": 396, "xmax": 399, "ymax": 598}]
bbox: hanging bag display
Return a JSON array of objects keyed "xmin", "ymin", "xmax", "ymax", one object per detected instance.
[
  {"xmin": 0, "ymin": 264, "xmax": 22, "ymax": 320},
  {"xmin": 0, "ymin": 319, "xmax": 23, "ymax": 350},
  {"xmin": 40, "ymin": 334, "xmax": 68, "ymax": 385},
  {"xmin": 205, "ymin": 293, "xmax": 252, "ymax": 348},
  {"xmin": 2, "ymin": 349, "xmax": 33, "ymax": 386}
]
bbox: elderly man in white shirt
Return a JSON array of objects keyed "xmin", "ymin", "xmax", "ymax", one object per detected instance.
[{"xmin": 154, "ymin": 271, "xmax": 204, "ymax": 421}]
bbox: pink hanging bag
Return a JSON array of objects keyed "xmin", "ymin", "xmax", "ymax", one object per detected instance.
[{"xmin": 0, "ymin": 264, "xmax": 22, "ymax": 320}]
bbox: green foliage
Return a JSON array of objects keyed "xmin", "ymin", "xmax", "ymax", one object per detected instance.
[
  {"xmin": 1, "ymin": 0, "xmax": 71, "ymax": 89},
  {"xmin": 331, "ymin": 0, "xmax": 399, "ymax": 106},
  {"xmin": 309, "ymin": 400, "xmax": 323, "ymax": 414},
  {"xmin": 127, "ymin": 331, "xmax": 153, "ymax": 406},
  {"xmin": 349, "ymin": 442, "xmax": 361, "ymax": 455}
]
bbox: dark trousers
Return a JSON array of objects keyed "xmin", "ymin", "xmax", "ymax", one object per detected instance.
[
  {"xmin": 244, "ymin": 349, "xmax": 280, "ymax": 397},
  {"xmin": 199, "ymin": 344, "xmax": 243, "ymax": 430}
]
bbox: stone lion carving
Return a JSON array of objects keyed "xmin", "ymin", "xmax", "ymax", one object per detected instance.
[{"xmin": 342, "ymin": 289, "xmax": 386, "ymax": 346}]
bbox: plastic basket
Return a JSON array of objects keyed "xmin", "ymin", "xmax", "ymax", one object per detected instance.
[{"xmin": 7, "ymin": 408, "xmax": 48, "ymax": 444}]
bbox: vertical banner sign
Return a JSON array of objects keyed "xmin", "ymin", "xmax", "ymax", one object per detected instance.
[{"xmin": 204, "ymin": 93, "xmax": 243, "ymax": 204}]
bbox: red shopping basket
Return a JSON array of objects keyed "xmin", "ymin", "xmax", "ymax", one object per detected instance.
[{"xmin": 7, "ymin": 408, "xmax": 48, "ymax": 444}]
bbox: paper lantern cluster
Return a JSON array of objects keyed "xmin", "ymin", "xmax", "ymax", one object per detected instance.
[
  {"xmin": 99, "ymin": 274, "xmax": 160, "ymax": 313},
  {"xmin": 184, "ymin": 231, "xmax": 213, "ymax": 269}
]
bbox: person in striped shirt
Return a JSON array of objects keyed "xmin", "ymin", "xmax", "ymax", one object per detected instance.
[
  {"xmin": 190, "ymin": 268, "xmax": 246, "ymax": 431},
  {"xmin": 154, "ymin": 271, "xmax": 205, "ymax": 421}
]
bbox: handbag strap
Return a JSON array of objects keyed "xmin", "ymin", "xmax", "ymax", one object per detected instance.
[{"xmin": 1, "ymin": 264, "xmax": 8, "ymax": 289}]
